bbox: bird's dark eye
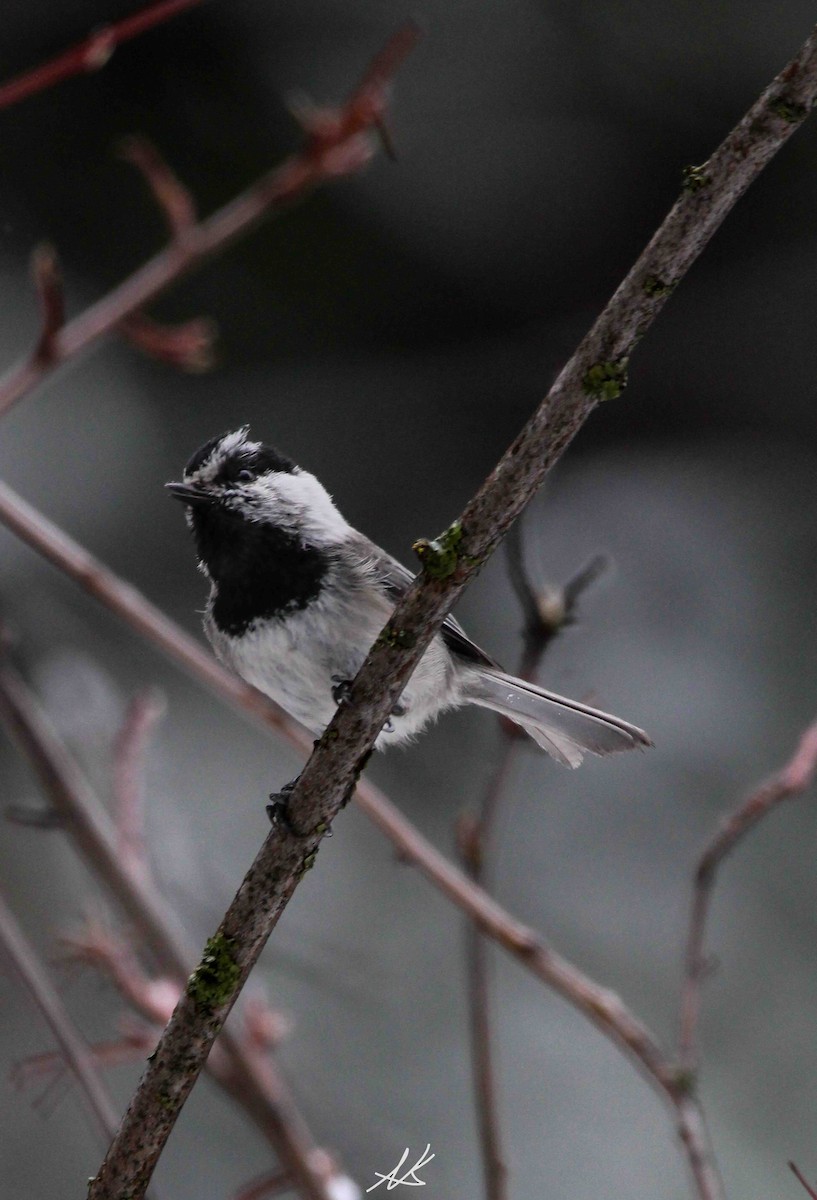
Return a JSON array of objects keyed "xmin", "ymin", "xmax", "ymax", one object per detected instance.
[{"xmin": 236, "ymin": 469, "xmax": 255, "ymax": 484}]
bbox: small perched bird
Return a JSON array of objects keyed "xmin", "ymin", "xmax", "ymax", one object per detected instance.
[{"xmin": 168, "ymin": 428, "xmax": 650, "ymax": 767}]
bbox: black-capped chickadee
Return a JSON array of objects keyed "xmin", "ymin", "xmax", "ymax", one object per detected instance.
[{"xmin": 167, "ymin": 428, "xmax": 650, "ymax": 767}]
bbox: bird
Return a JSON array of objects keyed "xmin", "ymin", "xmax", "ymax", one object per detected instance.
[{"xmin": 167, "ymin": 427, "xmax": 651, "ymax": 767}]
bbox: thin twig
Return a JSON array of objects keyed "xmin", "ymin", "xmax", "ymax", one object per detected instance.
[
  {"xmin": 118, "ymin": 311, "xmax": 217, "ymax": 372},
  {"xmin": 113, "ymin": 689, "xmax": 166, "ymax": 884},
  {"xmin": 0, "ymin": 0, "xmax": 206, "ymax": 112},
  {"xmin": 790, "ymin": 1162, "xmax": 817, "ymax": 1199},
  {"xmin": 116, "ymin": 138, "xmax": 215, "ymax": 367},
  {"xmin": 0, "ymin": 23, "xmax": 420, "ymax": 420},
  {"xmin": 30, "ymin": 244, "xmax": 65, "ymax": 365},
  {"xmin": 679, "ymin": 719, "xmax": 817, "ymax": 1070},
  {"xmin": 13, "ymin": 1030, "xmax": 157, "ymax": 1090},
  {"xmin": 120, "ymin": 136, "xmax": 198, "ymax": 239},
  {"xmin": 461, "ymin": 530, "xmax": 611, "ymax": 1200},
  {"xmin": 233, "ymin": 1171, "xmax": 291, "ymax": 1200},
  {"xmin": 0, "ymin": 888, "xmax": 120, "ymax": 1144},
  {"xmin": 458, "ymin": 742, "xmax": 519, "ymax": 1200},
  {"xmin": 62, "ymin": 918, "xmax": 178, "ymax": 1026}
]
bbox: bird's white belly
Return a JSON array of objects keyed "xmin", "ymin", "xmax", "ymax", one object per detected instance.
[{"xmin": 204, "ymin": 594, "xmax": 460, "ymax": 746}]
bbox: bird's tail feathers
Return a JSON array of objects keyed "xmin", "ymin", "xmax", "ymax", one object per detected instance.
[{"xmin": 465, "ymin": 669, "xmax": 652, "ymax": 768}]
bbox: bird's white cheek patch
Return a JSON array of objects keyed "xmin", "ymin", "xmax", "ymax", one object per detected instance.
[{"xmin": 272, "ymin": 472, "xmax": 351, "ymax": 545}]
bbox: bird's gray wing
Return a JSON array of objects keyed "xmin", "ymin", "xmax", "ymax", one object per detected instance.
[{"xmin": 357, "ymin": 540, "xmax": 499, "ymax": 670}]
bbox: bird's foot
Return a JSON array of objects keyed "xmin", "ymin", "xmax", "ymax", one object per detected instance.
[
  {"xmin": 267, "ymin": 777, "xmax": 333, "ymax": 839},
  {"xmin": 331, "ymin": 675, "xmax": 353, "ymax": 705},
  {"xmin": 267, "ymin": 779, "xmax": 300, "ymax": 834},
  {"xmin": 382, "ymin": 701, "xmax": 406, "ymax": 734}
]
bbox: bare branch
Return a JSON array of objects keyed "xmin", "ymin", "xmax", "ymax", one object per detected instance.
[
  {"xmin": 0, "ymin": 0, "xmax": 206, "ymax": 112},
  {"xmin": 62, "ymin": 918, "xmax": 178, "ymax": 1026},
  {"xmin": 13, "ymin": 1029, "xmax": 156, "ymax": 1091},
  {"xmin": 461, "ymin": 523, "xmax": 608, "ymax": 1200},
  {"xmin": 506, "ymin": 512, "xmax": 610, "ymax": 681},
  {"xmin": 113, "ymin": 689, "xmax": 166, "ymax": 883},
  {"xmin": 0, "ymin": 888, "xmax": 119, "ymax": 1143},
  {"xmin": 30, "ymin": 244, "xmax": 65, "ymax": 365},
  {"xmin": 233, "ymin": 1170, "xmax": 291, "ymax": 1200},
  {"xmin": 119, "ymin": 311, "xmax": 217, "ymax": 372},
  {"xmin": 790, "ymin": 1162, "xmax": 817, "ymax": 1199},
  {"xmin": 679, "ymin": 718, "xmax": 817, "ymax": 1069},
  {"xmin": 0, "ymin": 24, "xmax": 420, "ymax": 421},
  {"xmin": 458, "ymin": 799, "xmax": 513, "ymax": 1200},
  {"xmin": 119, "ymin": 136, "xmax": 198, "ymax": 240}
]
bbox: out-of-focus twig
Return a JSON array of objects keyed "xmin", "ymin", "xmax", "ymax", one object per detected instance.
[
  {"xmin": 30, "ymin": 245, "xmax": 65, "ymax": 365},
  {"xmin": 119, "ymin": 135, "xmax": 198, "ymax": 239},
  {"xmin": 63, "ymin": 917, "xmax": 179, "ymax": 1026},
  {"xmin": 0, "ymin": 888, "xmax": 119, "ymax": 1144},
  {"xmin": 0, "ymin": 0, "xmax": 206, "ymax": 112},
  {"xmin": 13, "ymin": 1028, "xmax": 158, "ymax": 1093},
  {"xmin": 790, "ymin": 1162, "xmax": 817, "ymax": 1199},
  {"xmin": 679, "ymin": 718, "xmax": 817, "ymax": 1070},
  {"xmin": 505, "ymin": 520, "xmax": 609, "ymax": 677},
  {"xmin": 113, "ymin": 689, "xmax": 166, "ymax": 884},
  {"xmin": 114, "ymin": 139, "xmax": 216, "ymax": 370},
  {"xmin": 460, "ymin": 523, "xmax": 610, "ymax": 1200},
  {"xmin": 458, "ymin": 791, "xmax": 513, "ymax": 1200},
  {"xmin": 233, "ymin": 1170, "xmax": 291, "ymax": 1200},
  {"xmin": 118, "ymin": 311, "xmax": 217, "ymax": 372},
  {"xmin": 0, "ymin": 23, "xmax": 420, "ymax": 420}
]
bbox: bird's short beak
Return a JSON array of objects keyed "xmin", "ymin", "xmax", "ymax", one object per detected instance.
[{"xmin": 165, "ymin": 481, "xmax": 215, "ymax": 507}]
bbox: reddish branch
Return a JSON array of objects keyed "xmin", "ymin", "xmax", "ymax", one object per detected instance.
[
  {"xmin": 118, "ymin": 311, "xmax": 217, "ymax": 371},
  {"xmin": 113, "ymin": 689, "xmax": 166, "ymax": 883},
  {"xmin": 120, "ymin": 135, "xmax": 197, "ymax": 238},
  {"xmin": 13, "ymin": 1029, "xmax": 157, "ymax": 1093},
  {"xmin": 791, "ymin": 1162, "xmax": 817, "ymax": 1199},
  {"xmin": 679, "ymin": 719, "xmax": 817, "ymax": 1070},
  {"xmin": 0, "ymin": 0, "xmax": 206, "ymax": 112},
  {"xmin": 30, "ymin": 244, "xmax": 65, "ymax": 365},
  {"xmin": 233, "ymin": 1171, "xmax": 291, "ymax": 1200},
  {"xmin": 0, "ymin": 24, "xmax": 420, "ymax": 420}
]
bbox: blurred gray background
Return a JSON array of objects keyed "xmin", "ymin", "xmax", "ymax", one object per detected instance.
[{"xmin": 1, "ymin": 2, "xmax": 817, "ymax": 1197}]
